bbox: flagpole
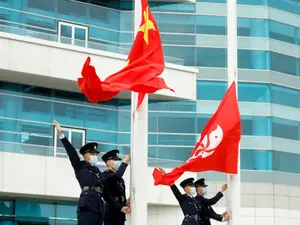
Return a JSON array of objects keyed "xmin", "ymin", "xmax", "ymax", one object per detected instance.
[
  {"xmin": 227, "ymin": 0, "xmax": 240, "ymax": 225},
  {"xmin": 130, "ymin": 0, "xmax": 148, "ymax": 225}
]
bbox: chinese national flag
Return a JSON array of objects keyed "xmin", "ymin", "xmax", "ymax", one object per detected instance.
[
  {"xmin": 78, "ymin": 0, "xmax": 173, "ymax": 108},
  {"xmin": 152, "ymin": 82, "xmax": 241, "ymax": 186}
]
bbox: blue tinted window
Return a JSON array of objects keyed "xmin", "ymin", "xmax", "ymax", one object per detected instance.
[
  {"xmin": 197, "ymin": 81, "xmax": 226, "ymax": 100},
  {"xmin": 196, "ymin": 114, "xmax": 211, "ymax": 133},
  {"xmin": 89, "ymin": 27, "xmax": 119, "ymax": 43},
  {"xmin": 85, "ymin": 107, "xmax": 118, "ymax": 131},
  {"xmin": 56, "ymin": 203, "xmax": 77, "ymax": 219},
  {"xmin": 0, "ymin": 95, "xmax": 20, "ymax": 119},
  {"xmin": 271, "ymin": 52, "xmax": 298, "ymax": 76},
  {"xmin": 163, "ymin": 46, "xmax": 196, "ymax": 67},
  {"xmin": 195, "ymin": 15, "xmax": 226, "ymax": 35},
  {"xmin": 238, "ymin": 50, "xmax": 269, "ymax": 70},
  {"xmin": 86, "ymin": 130, "xmax": 117, "ymax": 144},
  {"xmin": 197, "ymin": 81, "xmax": 271, "ymax": 103},
  {"xmin": 118, "ymin": 133, "xmax": 130, "ymax": 145},
  {"xmin": 27, "ymin": 0, "xmax": 55, "ymax": 14},
  {"xmin": 239, "ymin": 83, "xmax": 270, "ymax": 102},
  {"xmin": 155, "ymin": 13, "xmax": 195, "ymax": 33},
  {"xmin": 57, "ymin": 0, "xmax": 88, "ymax": 23},
  {"xmin": 161, "ymin": 33, "xmax": 195, "ymax": 45},
  {"xmin": 15, "ymin": 200, "xmax": 55, "ymax": 217},
  {"xmin": 149, "ymin": 146, "xmax": 191, "ymax": 161},
  {"xmin": 117, "ymin": 111, "xmax": 130, "ymax": 132},
  {"xmin": 272, "ymin": 117, "xmax": 299, "ymax": 140},
  {"xmin": 273, "ymin": 151, "xmax": 300, "ymax": 174},
  {"xmin": 157, "ymin": 134, "xmax": 197, "ymax": 146},
  {"xmin": 150, "ymin": 2, "xmax": 195, "ymax": 12},
  {"xmin": 88, "ymin": 5, "xmax": 120, "ymax": 30},
  {"xmin": 21, "ymin": 97, "xmax": 52, "ymax": 122},
  {"xmin": 270, "ymin": 20, "xmax": 297, "ymax": 44},
  {"xmin": 119, "ymin": 11, "xmax": 133, "ymax": 32},
  {"xmin": 0, "ymin": 199, "xmax": 14, "ymax": 215},
  {"xmin": 149, "ymin": 100, "xmax": 196, "ymax": 112},
  {"xmin": 197, "ymin": 48, "xmax": 226, "ymax": 67},
  {"xmin": 241, "ymin": 150, "xmax": 272, "ymax": 170},
  {"xmin": 196, "ymin": 0, "xmax": 226, "ymax": 2},
  {"xmin": 269, "ymin": 0, "xmax": 300, "ymax": 15},
  {"xmin": 242, "ymin": 116, "xmax": 272, "ymax": 136},
  {"xmin": 271, "ymin": 85, "xmax": 300, "ymax": 108},
  {"xmin": 238, "ymin": 0, "xmax": 267, "ymax": 6},
  {"xmin": 153, "ymin": 112, "xmax": 196, "ymax": 133},
  {"xmin": 238, "ymin": 18, "xmax": 268, "ymax": 37}
]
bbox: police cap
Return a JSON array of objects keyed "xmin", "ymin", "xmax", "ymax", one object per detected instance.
[
  {"xmin": 180, "ymin": 178, "xmax": 195, "ymax": 188},
  {"xmin": 101, "ymin": 149, "xmax": 122, "ymax": 163},
  {"xmin": 79, "ymin": 142, "xmax": 99, "ymax": 155},
  {"xmin": 194, "ymin": 178, "xmax": 208, "ymax": 187}
]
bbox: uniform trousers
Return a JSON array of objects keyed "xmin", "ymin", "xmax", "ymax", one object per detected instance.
[{"xmin": 77, "ymin": 210, "xmax": 103, "ymax": 225}]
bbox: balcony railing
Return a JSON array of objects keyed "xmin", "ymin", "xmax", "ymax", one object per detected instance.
[
  {"xmin": 0, "ymin": 5, "xmax": 185, "ymax": 65},
  {"xmin": 0, "ymin": 141, "xmax": 185, "ymax": 168}
]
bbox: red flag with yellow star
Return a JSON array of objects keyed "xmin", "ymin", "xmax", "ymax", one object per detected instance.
[{"xmin": 78, "ymin": 0, "xmax": 173, "ymax": 107}]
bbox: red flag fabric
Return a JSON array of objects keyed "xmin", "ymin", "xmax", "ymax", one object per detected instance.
[
  {"xmin": 78, "ymin": 0, "xmax": 173, "ymax": 107},
  {"xmin": 152, "ymin": 82, "xmax": 241, "ymax": 186}
]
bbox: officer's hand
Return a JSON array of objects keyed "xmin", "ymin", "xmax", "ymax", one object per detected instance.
[
  {"xmin": 121, "ymin": 206, "xmax": 131, "ymax": 214},
  {"xmin": 222, "ymin": 211, "xmax": 230, "ymax": 221},
  {"xmin": 123, "ymin": 155, "xmax": 131, "ymax": 164},
  {"xmin": 157, "ymin": 167, "xmax": 166, "ymax": 175},
  {"xmin": 53, "ymin": 120, "xmax": 63, "ymax": 136},
  {"xmin": 126, "ymin": 197, "xmax": 131, "ymax": 207},
  {"xmin": 221, "ymin": 184, "xmax": 228, "ymax": 193}
]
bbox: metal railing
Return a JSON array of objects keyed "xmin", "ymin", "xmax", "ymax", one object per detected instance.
[
  {"xmin": 0, "ymin": 141, "xmax": 186, "ymax": 168},
  {"xmin": 0, "ymin": 6, "xmax": 185, "ymax": 65}
]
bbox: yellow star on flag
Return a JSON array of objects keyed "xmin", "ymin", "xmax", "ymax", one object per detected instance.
[
  {"xmin": 124, "ymin": 59, "xmax": 130, "ymax": 67},
  {"xmin": 138, "ymin": 7, "xmax": 156, "ymax": 45}
]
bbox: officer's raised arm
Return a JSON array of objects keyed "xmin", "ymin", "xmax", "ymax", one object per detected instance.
[{"xmin": 53, "ymin": 120, "xmax": 81, "ymax": 172}]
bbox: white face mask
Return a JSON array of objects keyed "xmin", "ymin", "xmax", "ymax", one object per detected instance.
[
  {"xmin": 113, "ymin": 161, "xmax": 122, "ymax": 170},
  {"xmin": 203, "ymin": 187, "xmax": 208, "ymax": 196},
  {"xmin": 190, "ymin": 187, "xmax": 196, "ymax": 196},
  {"xmin": 89, "ymin": 155, "xmax": 98, "ymax": 166}
]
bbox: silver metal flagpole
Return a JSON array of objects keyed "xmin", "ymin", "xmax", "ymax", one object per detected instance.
[
  {"xmin": 226, "ymin": 0, "xmax": 240, "ymax": 224},
  {"xmin": 130, "ymin": 0, "xmax": 148, "ymax": 224}
]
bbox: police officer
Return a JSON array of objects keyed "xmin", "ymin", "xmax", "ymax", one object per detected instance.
[
  {"xmin": 53, "ymin": 120, "xmax": 105, "ymax": 225},
  {"xmin": 194, "ymin": 178, "xmax": 229, "ymax": 225},
  {"xmin": 102, "ymin": 150, "xmax": 131, "ymax": 225},
  {"xmin": 156, "ymin": 168, "xmax": 202, "ymax": 225}
]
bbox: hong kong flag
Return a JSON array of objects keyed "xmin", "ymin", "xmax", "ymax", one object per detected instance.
[
  {"xmin": 78, "ymin": 0, "xmax": 173, "ymax": 108},
  {"xmin": 153, "ymin": 82, "xmax": 241, "ymax": 186}
]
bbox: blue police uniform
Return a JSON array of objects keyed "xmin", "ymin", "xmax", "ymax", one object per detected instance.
[
  {"xmin": 101, "ymin": 150, "xmax": 128, "ymax": 225},
  {"xmin": 194, "ymin": 178, "xmax": 224, "ymax": 225},
  {"xmin": 171, "ymin": 178, "xmax": 202, "ymax": 225},
  {"xmin": 59, "ymin": 135, "xmax": 105, "ymax": 225}
]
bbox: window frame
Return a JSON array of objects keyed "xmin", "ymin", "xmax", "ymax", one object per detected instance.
[{"xmin": 57, "ymin": 21, "xmax": 89, "ymax": 47}]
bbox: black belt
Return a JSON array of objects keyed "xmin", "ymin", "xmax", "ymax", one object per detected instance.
[
  {"xmin": 83, "ymin": 186, "xmax": 103, "ymax": 194},
  {"xmin": 184, "ymin": 214, "xmax": 199, "ymax": 221},
  {"xmin": 114, "ymin": 196, "xmax": 125, "ymax": 203}
]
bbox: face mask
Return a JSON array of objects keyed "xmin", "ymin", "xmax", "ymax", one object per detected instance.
[
  {"xmin": 113, "ymin": 161, "xmax": 122, "ymax": 170},
  {"xmin": 203, "ymin": 188, "xmax": 208, "ymax": 196},
  {"xmin": 89, "ymin": 155, "xmax": 98, "ymax": 166},
  {"xmin": 190, "ymin": 187, "xmax": 196, "ymax": 196}
]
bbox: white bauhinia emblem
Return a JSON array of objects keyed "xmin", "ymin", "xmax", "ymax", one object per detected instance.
[{"xmin": 187, "ymin": 125, "xmax": 223, "ymax": 162}]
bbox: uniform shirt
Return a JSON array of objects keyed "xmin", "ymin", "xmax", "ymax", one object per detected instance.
[
  {"xmin": 102, "ymin": 163, "xmax": 128, "ymax": 222},
  {"xmin": 59, "ymin": 135, "xmax": 105, "ymax": 214},
  {"xmin": 196, "ymin": 192, "xmax": 224, "ymax": 224},
  {"xmin": 170, "ymin": 185, "xmax": 201, "ymax": 216}
]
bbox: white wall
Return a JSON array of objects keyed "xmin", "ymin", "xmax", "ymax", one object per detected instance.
[{"xmin": 0, "ymin": 32, "xmax": 197, "ymax": 101}]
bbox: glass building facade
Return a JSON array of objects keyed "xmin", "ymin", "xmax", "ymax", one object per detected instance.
[{"xmin": 0, "ymin": 0, "xmax": 299, "ymax": 223}]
